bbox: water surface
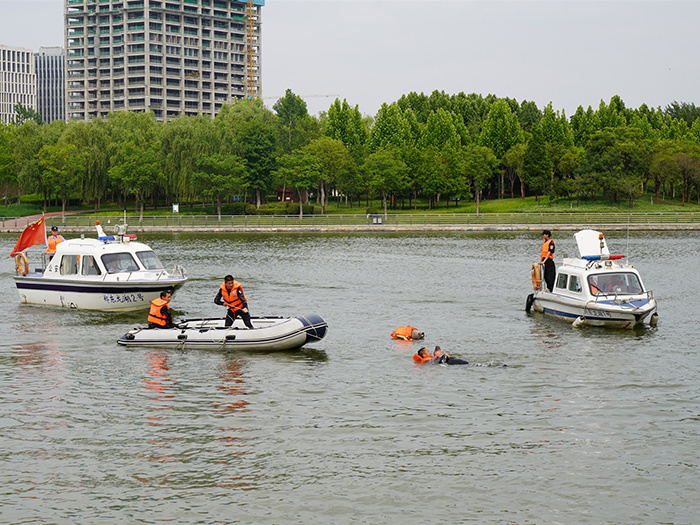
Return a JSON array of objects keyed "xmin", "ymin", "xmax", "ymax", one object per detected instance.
[{"xmin": 1, "ymin": 231, "xmax": 698, "ymax": 524}]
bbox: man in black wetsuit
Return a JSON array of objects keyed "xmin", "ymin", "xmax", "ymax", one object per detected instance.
[{"xmin": 432, "ymin": 346, "xmax": 470, "ymax": 365}]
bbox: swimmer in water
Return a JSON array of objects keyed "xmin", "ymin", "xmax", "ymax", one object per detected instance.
[{"xmin": 432, "ymin": 346, "xmax": 470, "ymax": 365}]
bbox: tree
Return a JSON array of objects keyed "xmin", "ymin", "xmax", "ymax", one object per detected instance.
[
  {"xmin": 364, "ymin": 147, "xmax": 407, "ymax": 219},
  {"xmin": 275, "ymin": 150, "xmax": 321, "ymax": 219},
  {"xmin": 193, "ymin": 154, "xmax": 247, "ymax": 220},
  {"xmin": 522, "ymin": 124, "xmax": 552, "ymax": 200},
  {"xmin": 503, "ymin": 143, "xmax": 527, "ymax": 199},
  {"xmin": 462, "ymin": 144, "xmax": 497, "ymax": 215},
  {"xmin": 479, "ymin": 99, "xmax": 523, "ymax": 160},
  {"xmin": 273, "ymin": 88, "xmax": 311, "ymax": 154},
  {"xmin": 325, "ymin": 98, "xmax": 368, "ymax": 161},
  {"xmin": 14, "ymin": 103, "xmax": 43, "ymax": 126},
  {"xmin": 304, "ymin": 137, "xmax": 354, "ymax": 214},
  {"xmin": 37, "ymin": 142, "xmax": 86, "ymax": 219},
  {"xmin": 109, "ymin": 138, "xmax": 162, "ymax": 222},
  {"xmin": 235, "ymin": 118, "xmax": 279, "ymax": 208}
]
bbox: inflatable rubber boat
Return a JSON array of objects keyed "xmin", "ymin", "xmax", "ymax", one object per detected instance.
[{"xmin": 117, "ymin": 314, "xmax": 328, "ymax": 350}]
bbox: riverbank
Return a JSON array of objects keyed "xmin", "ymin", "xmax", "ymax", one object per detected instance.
[{"xmin": 3, "ymin": 211, "xmax": 700, "ymax": 233}]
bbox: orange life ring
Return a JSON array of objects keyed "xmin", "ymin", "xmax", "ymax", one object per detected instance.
[
  {"xmin": 16, "ymin": 253, "xmax": 29, "ymax": 276},
  {"xmin": 531, "ymin": 263, "xmax": 542, "ymax": 291}
]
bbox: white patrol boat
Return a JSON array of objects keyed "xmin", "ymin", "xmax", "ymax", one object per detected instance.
[
  {"xmin": 117, "ymin": 315, "xmax": 328, "ymax": 350},
  {"xmin": 526, "ymin": 229, "xmax": 658, "ymax": 329},
  {"xmin": 13, "ymin": 221, "xmax": 186, "ymax": 311}
]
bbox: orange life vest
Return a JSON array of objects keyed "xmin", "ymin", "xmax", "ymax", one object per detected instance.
[
  {"xmin": 47, "ymin": 235, "xmax": 64, "ymax": 255},
  {"xmin": 541, "ymin": 238, "xmax": 554, "ymax": 262},
  {"xmin": 413, "ymin": 354, "xmax": 431, "ymax": 363},
  {"xmin": 148, "ymin": 298, "xmax": 169, "ymax": 326},
  {"xmin": 391, "ymin": 325, "xmax": 418, "ymax": 340},
  {"xmin": 220, "ymin": 281, "xmax": 246, "ymax": 311}
]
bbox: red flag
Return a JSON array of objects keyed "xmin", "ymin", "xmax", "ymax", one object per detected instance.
[{"xmin": 10, "ymin": 216, "xmax": 47, "ymax": 257}]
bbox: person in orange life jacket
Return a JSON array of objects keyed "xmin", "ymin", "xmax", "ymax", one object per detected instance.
[
  {"xmin": 215, "ymin": 274, "xmax": 254, "ymax": 329},
  {"xmin": 45, "ymin": 226, "xmax": 64, "ymax": 260},
  {"xmin": 148, "ymin": 290, "xmax": 174, "ymax": 328},
  {"xmin": 413, "ymin": 347, "xmax": 432, "ymax": 363},
  {"xmin": 432, "ymin": 346, "xmax": 470, "ymax": 365},
  {"xmin": 540, "ymin": 230, "xmax": 556, "ymax": 292}
]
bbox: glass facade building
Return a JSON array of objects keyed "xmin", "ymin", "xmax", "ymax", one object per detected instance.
[{"xmin": 36, "ymin": 47, "xmax": 67, "ymax": 123}]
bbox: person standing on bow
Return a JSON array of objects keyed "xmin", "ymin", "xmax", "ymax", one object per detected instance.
[
  {"xmin": 215, "ymin": 275, "xmax": 254, "ymax": 329},
  {"xmin": 45, "ymin": 226, "xmax": 64, "ymax": 260},
  {"xmin": 540, "ymin": 229, "xmax": 556, "ymax": 292},
  {"xmin": 148, "ymin": 290, "xmax": 174, "ymax": 328}
]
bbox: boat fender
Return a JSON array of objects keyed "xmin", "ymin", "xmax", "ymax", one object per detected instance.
[
  {"xmin": 177, "ymin": 334, "xmax": 188, "ymax": 340},
  {"xmin": 649, "ymin": 313, "xmax": 659, "ymax": 327},
  {"xmin": 572, "ymin": 316, "xmax": 585, "ymax": 328},
  {"xmin": 15, "ymin": 253, "xmax": 29, "ymax": 276},
  {"xmin": 225, "ymin": 334, "xmax": 236, "ymax": 341},
  {"xmin": 531, "ymin": 263, "xmax": 542, "ymax": 291},
  {"xmin": 525, "ymin": 293, "xmax": 534, "ymax": 313}
]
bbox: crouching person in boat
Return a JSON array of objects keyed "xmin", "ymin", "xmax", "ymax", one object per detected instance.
[
  {"xmin": 215, "ymin": 275, "xmax": 254, "ymax": 329},
  {"xmin": 148, "ymin": 290, "xmax": 174, "ymax": 328}
]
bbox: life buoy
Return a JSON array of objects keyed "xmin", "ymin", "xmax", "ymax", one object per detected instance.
[
  {"xmin": 16, "ymin": 253, "xmax": 29, "ymax": 276},
  {"xmin": 531, "ymin": 263, "xmax": 542, "ymax": 291}
]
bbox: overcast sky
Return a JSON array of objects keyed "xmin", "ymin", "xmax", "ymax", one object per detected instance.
[{"xmin": 1, "ymin": 0, "xmax": 698, "ymax": 118}]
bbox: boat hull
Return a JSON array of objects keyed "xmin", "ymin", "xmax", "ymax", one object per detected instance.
[
  {"xmin": 531, "ymin": 292, "xmax": 657, "ymax": 329},
  {"xmin": 15, "ymin": 274, "xmax": 187, "ymax": 312},
  {"xmin": 117, "ymin": 314, "xmax": 328, "ymax": 350}
]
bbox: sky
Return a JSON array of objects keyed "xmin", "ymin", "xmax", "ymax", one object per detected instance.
[{"xmin": 1, "ymin": 0, "xmax": 698, "ymax": 118}]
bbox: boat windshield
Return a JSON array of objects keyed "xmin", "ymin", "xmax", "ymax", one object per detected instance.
[
  {"xmin": 101, "ymin": 253, "xmax": 141, "ymax": 273},
  {"xmin": 136, "ymin": 250, "xmax": 164, "ymax": 270},
  {"xmin": 588, "ymin": 273, "xmax": 644, "ymax": 295}
]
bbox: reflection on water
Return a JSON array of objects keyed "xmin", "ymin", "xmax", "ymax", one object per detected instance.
[{"xmin": 0, "ymin": 231, "xmax": 699, "ymax": 523}]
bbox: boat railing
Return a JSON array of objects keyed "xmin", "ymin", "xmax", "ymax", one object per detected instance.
[
  {"xmin": 168, "ymin": 265, "xmax": 186, "ymax": 279},
  {"xmin": 14, "ymin": 249, "xmax": 48, "ymax": 276}
]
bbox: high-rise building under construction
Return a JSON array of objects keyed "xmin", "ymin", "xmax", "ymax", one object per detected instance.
[{"xmin": 65, "ymin": 0, "xmax": 263, "ymax": 122}]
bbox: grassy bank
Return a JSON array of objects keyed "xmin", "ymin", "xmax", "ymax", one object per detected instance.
[{"xmin": 2, "ymin": 194, "xmax": 699, "ymax": 218}]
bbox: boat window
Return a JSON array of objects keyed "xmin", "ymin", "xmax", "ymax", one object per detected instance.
[
  {"xmin": 59, "ymin": 254, "xmax": 80, "ymax": 275},
  {"xmin": 589, "ymin": 273, "xmax": 644, "ymax": 295},
  {"xmin": 568, "ymin": 275, "xmax": 582, "ymax": 293},
  {"xmin": 101, "ymin": 253, "xmax": 140, "ymax": 273},
  {"xmin": 81, "ymin": 255, "xmax": 102, "ymax": 276},
  {"xmin": 136, "ymin": 250, "xmax": 164, "ymax": 270},
  {"xmin": 555, "ymin": 273, "xmax": 568, "ymax": 289}
]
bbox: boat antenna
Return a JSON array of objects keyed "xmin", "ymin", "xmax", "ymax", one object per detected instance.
[{"xmin": 626, "ymin": 215, "xmax": 631, "ymax": 264}]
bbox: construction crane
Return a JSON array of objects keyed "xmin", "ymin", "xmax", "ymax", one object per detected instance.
[{"xmin": 246, "ymin": 0, "xmax": 256, "ymax": 101}]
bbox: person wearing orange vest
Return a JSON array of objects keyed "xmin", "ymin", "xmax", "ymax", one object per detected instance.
[
  {"xmin": 45, "ymin": 226, "xmax": 64, "ymax": 260},
  {"xmin": 413, "ymin": 347, "xmax": 432, "ymax": 364},
  {"xmin": 539, "ymin": 229, "xmax": 556, "ymax": 292},
  {"xmin": 148, "ymin": 290, "xmax": 173, "ymax": 328},
  {"xmin": 215, "ymin": 275, "xmax": 254, "ymax": 329}
]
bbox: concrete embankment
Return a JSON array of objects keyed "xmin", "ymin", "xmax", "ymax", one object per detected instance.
[{"xmin": 3, "ymin": 223, "xmax": 700, "ymax": 234}]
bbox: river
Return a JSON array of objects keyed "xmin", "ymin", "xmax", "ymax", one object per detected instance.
[{"xmin": 1, "ymin": 230, "xmax": 698, "ymax": 524}]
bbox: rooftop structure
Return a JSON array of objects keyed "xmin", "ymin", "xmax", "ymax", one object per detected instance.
[{"xmin": 64, "ymin": 0, "xmax": 264, "ymax": 122}]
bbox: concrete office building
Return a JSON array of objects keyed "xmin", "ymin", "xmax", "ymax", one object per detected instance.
[
  {"xmin": 0, "ymin": 45, "xmax": 37, "ymax": 125},
  {"xmin": 65, "ymin": 0, "xmax": 264, "ymax": 122},
  {"xmin": 36, "ymin": 47, "xmax": 67, "ymax": 124}
]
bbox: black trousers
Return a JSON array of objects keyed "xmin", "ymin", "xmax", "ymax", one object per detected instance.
[
  {"xmin": 543, "ymin": 259, "xmax": 556, "ymax": 292},
  {"xmin": 225, "ymin": 308, "xmax": 254, "ymax": 329}
]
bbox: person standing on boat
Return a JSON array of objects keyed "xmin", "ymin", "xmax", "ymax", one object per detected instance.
[
  {"xmin": 45, "ymin": 226, "xmax": 64, "ymax": 260},
  {"xmin": 215, "ymin": 275, "xmax": 254, "ymax": 329},
  {"xmin": 148, "ymin": 290, "xmax": 174, "ymax": 328},
  {"xmin": 540, "ymin": 230, "xmax": 556, "ymax": 292}
]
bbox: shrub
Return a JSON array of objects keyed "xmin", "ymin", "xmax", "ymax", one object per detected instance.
[{"xmin": 286, "ymin": 203, "xmax": 314, "ymax": 215}]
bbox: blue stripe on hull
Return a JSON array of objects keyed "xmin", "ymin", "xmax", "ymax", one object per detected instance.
[{"xmin": 16, "ymin": 280, "xmax": 185, "ymax": 295}]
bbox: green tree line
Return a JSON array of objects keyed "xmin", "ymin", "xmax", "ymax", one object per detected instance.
[{"xmin": 2, "ymin": 92, "xmax": 700, "ymax": 218}]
